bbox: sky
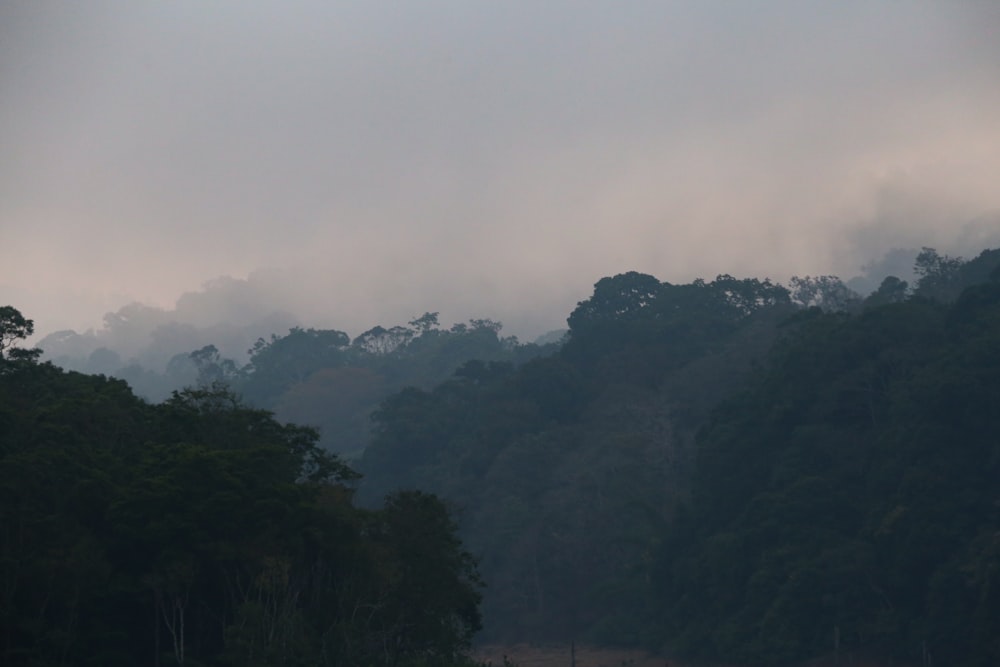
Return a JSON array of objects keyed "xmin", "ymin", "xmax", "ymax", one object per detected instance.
[{"xmin": 3, "ymin": 1, "xmax": 1000, "ymax": 342}]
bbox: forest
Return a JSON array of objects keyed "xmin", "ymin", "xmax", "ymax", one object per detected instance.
[{"xmin": 3, "ymin": 246, "xmax": 1000, "ymax": 666}]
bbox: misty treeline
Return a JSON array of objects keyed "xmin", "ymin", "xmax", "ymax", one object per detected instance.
[
  {"xmin": 355, "ymin": 246, "xmax": 1000, "ymax": 666},
  {"xmin": 35, "ymin": 246, "xmax": 912, "ymax": 411},
  {"xmin": 0, "ymin": 329, "xmax": 482, "ymax": 666},
  {"xmin": 42, "ymin": 302, "xmax": 557, "ymax": 456},
  {"xmin": 5, "ymin": 245, "xmax": 1000, "ymax": 666}
]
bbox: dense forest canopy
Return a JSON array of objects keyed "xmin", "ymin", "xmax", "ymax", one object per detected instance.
[
  {"xmin": 0, "ymin": 319, "xmax": 482, "ymax": 666},
  {"xmin": 39, "ymin": 309, "xmax": 557, "ymax": 457},
  {"xmin": 5, "ymin": 245, "xmax": 1000, "ymax": 666},
  {"xmin": 356, "ymin": 247, "xmax": 1000, "ymax": 665}
]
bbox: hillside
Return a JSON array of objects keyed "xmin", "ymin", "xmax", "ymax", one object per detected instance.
[
  {"xmin": 4, "ymin": 246, "xmax": 999, "ymax": 666},
  {"xmin": 358, "ymin": 248, "xmax": 1000, "ymax": 665}
]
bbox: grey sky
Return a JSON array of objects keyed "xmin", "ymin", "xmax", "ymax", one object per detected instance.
[{"xmin": 3, "ymin": 1, "xmax": 1000, "ymax": 340}]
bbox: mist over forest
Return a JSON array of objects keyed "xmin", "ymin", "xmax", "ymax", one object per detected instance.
[
  {"xmin": 6, "ymin": 2, "xmax": 1000, "ymax": 343},
  {"xmin": 4, "ymin": 3, "xmax": 1000, "ymax": 666},
  {"xmin": 19, "ymin": 242, "xmax": 972, "ymax": 401},
  {"xmin": 6, "ymin": 243, "xmax": 1000, "ymax": 666}
]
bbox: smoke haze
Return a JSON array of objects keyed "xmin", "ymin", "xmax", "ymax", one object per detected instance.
[{"xmin": 3, "ymin": 1, "xmax": 1000, "ymax": 342}]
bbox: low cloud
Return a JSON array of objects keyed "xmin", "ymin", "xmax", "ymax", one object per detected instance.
[{"xmin": 3, "ymin": 2, "xmax": 999, "ymax": 344}]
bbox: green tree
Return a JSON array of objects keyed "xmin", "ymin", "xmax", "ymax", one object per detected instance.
[
  {"xmin": 789, "ymin": 275, "xmax": 861, "ymax": 311},
  {"xmin": 189, "ymin": 344, "xmax": 241, "ymax": 387},
  {"xmin": 864, "ymin": 275, "xmax": 909, "ymax": 308},
  {"xmin": 0, "ymin": 305, "xmax": 40, "ymax": 362},
  {"xmin": 0, "ymin": 330, "xmax": 485, "ymax": 666},
  {"xmin": 242, "ymin": 327, "xmax": 351, "ymax": 404},
  {"xmin": 367, "ymin": 491, "xmax": 483, "ymax": 663}
]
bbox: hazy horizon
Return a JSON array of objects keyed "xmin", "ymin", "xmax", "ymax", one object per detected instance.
[{"xmin": 4, "ymin": 2, "xmax": 1000, "ymax": 343}]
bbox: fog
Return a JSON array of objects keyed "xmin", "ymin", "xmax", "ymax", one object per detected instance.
[{"xmin": 3, "ymin": 2, "xmax": 1000, "ymax": 344}]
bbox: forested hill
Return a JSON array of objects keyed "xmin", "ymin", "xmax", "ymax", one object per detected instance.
[
  {"xmin": 4, "ymin": 246, "xmax": 1000, "ymax": 666},
  {"xmin": 0, "ymin": 324, "xmax": 483, "ymax": 667},
  {"xmin": 357, "ymin": 247, "xmax": 1000, "ymax": 666},
  {"xmin": 660, "ymin": 257, "xmax": 1000, "ymax": 665},
  {"xmin": 41, "ymin": 310, "xmax": 558, "ymax": 457}
]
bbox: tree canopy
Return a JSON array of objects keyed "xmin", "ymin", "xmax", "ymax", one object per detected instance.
[
  {"xmin": 354, "ymin": 248, "xmax": 1000, "ymax": 665},
  {"xmin": 11, "ymin": 244, "xmax": 1000, "ymax": 666},
  {"xmin": 0, "ymin": 340, "xmax": 482, "ymax": 667}
]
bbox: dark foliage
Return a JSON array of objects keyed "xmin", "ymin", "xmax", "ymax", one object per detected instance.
[
  {"xmin": 11, "ymin": 243, "xmax": 1000, "ymax": 666},
  {"xmin": 357, "ymin": 249, "xmax": 1000, "ymax": 665},
  {"xmin": 656, "ymin": 254, "xmax": 1000, "ymax": 666},
  {"xmin": 0, "ymin": 318, "xmax": 482, "ymax": 667}
]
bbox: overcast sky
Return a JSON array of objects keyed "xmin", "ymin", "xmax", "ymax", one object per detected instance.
[{"xmin": 3, "ymin": 1, "xmax": 1000, "ymax": 340}]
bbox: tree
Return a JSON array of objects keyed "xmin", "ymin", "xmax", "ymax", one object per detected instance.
[
  {"xmin": 409, "ymin": 312, "xmax": 440, "ymax": 335},
  {"xmin": 352, "ymin": 325, "xmax": 413, "ymax": 356},
  {"xmin": 188, "ymin": 344, "xmax": 241, "ymax": 387},
  {"xmin": 2, "ymin": 362, "xmax": 489, "ymax": 666},
  {"xmin": 789, "ymin": 275, "xmax": 861, "ymax": 312},
  {"xmin": 367, "ymin": 491, "xmax": 483, "ymax": 662},
  {"xmin": 711, "ymin": 274, "xmax": 791, "ymax": 315},
  {"xmin": 912, "ymin": 246, "xmax": 970, "ymax": 302},
  {"xmin": 567, "ymin": 272, "xmax": 663, "ymax": 330},
  {"xmin": 242, "ymin": 327, "xmax": 351, "ymax": 404},
  {"xmin": 468, "ymin": 318, "xmax": 503, "ymax": 335},
  {"xmin": 0, "ymin": 306, "xmax": 36, "ymax": 358},
  {"xmin": 864, "ymin": 276, "xmax": 909, "ymax": 308}
]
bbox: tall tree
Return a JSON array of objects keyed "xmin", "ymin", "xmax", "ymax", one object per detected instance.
[{"xmin": 0, "ymin": 305, "xmax": 39, "ymax": 361}]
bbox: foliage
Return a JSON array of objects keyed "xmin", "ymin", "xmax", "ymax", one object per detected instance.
[
  {"xmin": 0, "ymin": 305, "xmax": 41, "ymax": 362},
  {"xmin": 0, "ymin": 334, "xmax": 482, "ymax": 667},
  {"xmin": 223, "ymin": 314, "xmax": 554, "ymax": 455},
  {"xmin": 789, "ymin": 275, "xmax": 861, "ymax": 311},
  {"xmin": 654, "ymin": 257, "xmax": 1000, "ymax": 665},
  {"xmin": 12, "ymin": 244, "xmax": 1000, "ymax": 666},
  {"xmin": 355, "ymin": 247, "xmax": 1000, "ymax": 664},
  {"xmin": 358, "ymin": 272, "xmax": 799, "ymax": 645}
]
